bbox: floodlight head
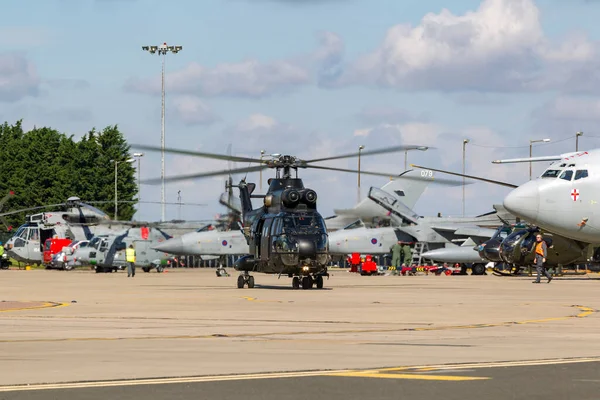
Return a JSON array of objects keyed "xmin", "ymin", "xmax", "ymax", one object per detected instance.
[{"xmin": 542, "ymin": 138, "xmax": 551, "ymax": 142}]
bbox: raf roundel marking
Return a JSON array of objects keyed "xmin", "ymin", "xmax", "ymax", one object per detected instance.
[
  {"xmin": 371, "ymin": 238, "xmax": 378, "ymax": 245},
  {"xmin": 222, "ymin": 240, "xmax": 228, "ymax": 246},
  {"xmin": 571, "ymin": 189, "xmax": 579, "ymax": 202}
]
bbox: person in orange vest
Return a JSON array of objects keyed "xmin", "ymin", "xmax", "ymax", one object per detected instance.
[{"xmin": 533, "ymin": 233, "xmax": 552, "ymax": 283}]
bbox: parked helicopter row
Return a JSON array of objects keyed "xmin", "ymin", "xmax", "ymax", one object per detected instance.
[{"xmin": 4, "ymin": 143, "xmax": 598, "ymax": 288}]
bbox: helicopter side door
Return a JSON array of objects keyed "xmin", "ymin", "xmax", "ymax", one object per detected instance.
[{"xmin": 260, "ymin": 218, "xmax": 273, "ymax": 262}]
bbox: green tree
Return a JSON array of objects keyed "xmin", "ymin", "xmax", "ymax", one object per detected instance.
[{"xmin": 0, "ymin": 121, "xmax": 138, "ymax": 230}]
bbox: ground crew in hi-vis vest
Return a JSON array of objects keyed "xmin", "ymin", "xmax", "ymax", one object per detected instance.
[
  {"xmin": 126, "ymin": 244, "xmax": 136, "ymax": 278},
  {"xmin": 533, "ymin": 234, "xmax": 552, "ymax": 284}
]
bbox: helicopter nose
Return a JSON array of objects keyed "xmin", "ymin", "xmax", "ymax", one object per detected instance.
[
  {"xmin": 503, "ymin": 180, "xmax": 540, "ymax": 223},
  {"xmin": 152, "ymin": 237, "xmax": 185, "ymax": 255},
  {"xmin": 297, "ymin": 238, "xmax": 316, "ymax": 257}
]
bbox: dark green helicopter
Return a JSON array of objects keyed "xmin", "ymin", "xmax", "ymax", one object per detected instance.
[{"xmin": 134, "ymin": 144, "xmax": 434, "ymax": 290}]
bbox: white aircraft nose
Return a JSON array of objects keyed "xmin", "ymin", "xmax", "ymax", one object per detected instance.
[{"xmin": 503, "ymin": 180, "xmax": 540, "ymax": 222}]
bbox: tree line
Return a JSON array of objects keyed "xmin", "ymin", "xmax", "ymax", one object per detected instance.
[{"xmin": 0, "ymin": 120, "xmax": 138, "ymax": 232}]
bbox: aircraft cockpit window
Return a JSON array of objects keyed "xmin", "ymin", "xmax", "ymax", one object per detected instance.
[
  {"xmin": 343, "ymin": 220, "xmax": 365, "ymax": 230},
  {"xmin": 568, "ymin": 164, "xmax": 575, "ymax": 167},
  {"xmin": 27, "ymin": 228, "xmax": 39, "ymax": 241},
  {"xmin": 575, "ymin": 170, "xmax": 589, "ymax": 180},
  {"xmin": 559, "ymin": 170, "xmax": 573, "ymax": 181},
  {"xmin": 541, "ymin": 169, "xmax": 560, "ymax": 178},
  {"xmin": 559, "ymin": 163, "xmax": 567, "ymax": 167}
]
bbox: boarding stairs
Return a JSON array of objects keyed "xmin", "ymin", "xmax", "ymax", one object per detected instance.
[{"xmin": 412, "ymin": 242, "xmax": 432, "ymax": 266}]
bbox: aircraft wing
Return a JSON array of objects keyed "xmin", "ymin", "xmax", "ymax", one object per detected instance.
[
  {"xmin": 429, "ymin": 225, "xmax": 498, "ymax": 238},
  {"xmin": 492, "ymin": 155, "xmax": 562, "ymax": 164},
  {"xmin": 491, "ymin": 150, "xmax": 588, "ymax": 164}
]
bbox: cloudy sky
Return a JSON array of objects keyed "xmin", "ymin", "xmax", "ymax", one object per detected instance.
[{"xmin": 2, "ymin": 0, "xmax": 600, "ymax": 222}]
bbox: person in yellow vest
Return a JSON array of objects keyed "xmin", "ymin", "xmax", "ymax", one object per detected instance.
[
  {"xmin": 126, "ymin": 244, "xmax": 136, "ymax": 278},
  {"xmin": 533, "ymin": 234, "xmax": 552, "ymax": 283}
]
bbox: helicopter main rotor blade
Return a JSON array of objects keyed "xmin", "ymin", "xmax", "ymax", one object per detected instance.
[
  {"xmin": 410, "ymin": 164, "xmax": 519, "ymax": 188},
  {"xmin": 304, "ymin": 145, "xmax": 430, "ymax": 164},
  {"xmin": 131, "ymin": 144, "xmax": 264, "ymax": 164},
  {"xmin": 141, "ymin": 165, "xmax": 270, "ymax": 185},
  {"xmin": 306, "ymin": 165, "xmax": 467, "ymax": 186},
  {"xmin": 0, "ymin": 203, "xmax": 67, "ymax": 217},
  {"xmin": 86, "ymin": 200, "xmax": 207, "ymax": 206}
]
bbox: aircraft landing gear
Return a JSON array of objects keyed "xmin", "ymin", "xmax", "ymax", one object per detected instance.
[
  {"xmin": 237, "ymin": 272, "xmax": 255, "ymax": 289},
  {"xmin": 292, "ymin": 274, "xmax": 325, "ymax": 290}
]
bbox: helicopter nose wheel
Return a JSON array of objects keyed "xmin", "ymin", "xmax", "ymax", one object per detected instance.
[
  {"xmin": 301, "ymin": 276, "xmax": 312, "ymax": 290},
  {"xmin": 237, "ymin": 273, "xmax": 255, "ymax": 289}
]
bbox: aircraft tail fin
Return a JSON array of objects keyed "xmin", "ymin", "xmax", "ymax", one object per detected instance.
[
  {"xmin": 332, "ymin": 168, "xmax": 434, "ymax": 218},
  {"xmin": 381, "ymin": 169, "xmax": 435, "ymax": 210}
]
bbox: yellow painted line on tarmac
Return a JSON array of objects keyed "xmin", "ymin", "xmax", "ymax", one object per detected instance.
[
  {"xmin": 326, "ymin": 372, "xmax": 488, "ymax": 381},
  {"xmin": 0, "ymin": 302, "xmax": 69, "ymax": 313},
  {"xmin": 0, "ymin": 370, "xmax": 351, "ymax": 392},
  {"xmin": 0, "ymin": 305, "xmax": 594, "ymax": 344},
  {"xmin": 375, "ymin": 356, "xmax": 600, "ymax": 373}
]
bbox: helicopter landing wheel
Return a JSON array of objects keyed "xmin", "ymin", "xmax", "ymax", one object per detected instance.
[
  {"xmin": 247, "ymin": 276, "xmax": 255, "ymax": 288},
  {"xmin": 315, "ymin": 275, "xmax": 324, "ymax": 289},
  {"xmin": 237, "ymin": 275, "xmax": 245, "ymax": 289},
  {"xmin": 292, "ymin": 276, "xmax": 300, "ymax": 290},
  {"xmin": 301, "ymin": 276, "xmax": 312, "ymax": 290}
]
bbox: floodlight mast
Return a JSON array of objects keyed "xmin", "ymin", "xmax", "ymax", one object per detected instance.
[{"xmin": 141, "ymin": 43, "xmax": 183, "ymax": 221}]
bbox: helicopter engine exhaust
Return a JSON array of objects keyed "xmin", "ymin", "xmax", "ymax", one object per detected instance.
[{"xmin": 282, "ymin": 189, "xmax": 300, "ymax": 207}]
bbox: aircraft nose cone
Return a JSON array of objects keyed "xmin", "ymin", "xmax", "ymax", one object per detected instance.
[
  {"xmin": 152, "ymin": 237, "xmax": 185, "ymax": 255},
  {"xmin": 503, "ymin": 181, "xmax": 540, "ymax": 222},
  {"xmin": 297, "ymin": 238, "xmax": 316, "ymax": 257}
]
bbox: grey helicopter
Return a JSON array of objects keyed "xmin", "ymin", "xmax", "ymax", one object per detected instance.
[
  {"xmin": 134, "ymin": 143, "xmax": 446, "ymax": 290},
  {"xmin": 4, "ymin": 196, "xmax": 207, "ymax": 265},
  {"xmin": 77, "ymin": 225, "xmax": 176, "ymax": 273}
]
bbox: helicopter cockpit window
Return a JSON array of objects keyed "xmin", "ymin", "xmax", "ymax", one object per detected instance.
[
  {"xmin": 99, "ymin": 240, "xmax": 108, "ymax": 252},
  {"xmin": 575, "ymin": 170, "xmax": 589, "ymax": 180},
  {"xmin": 27, "ymin": 228, "xmax": 39, "ymax": 241},
  {"xmin": 12, "ymin": 226, "xmax": 25, "ymax": 240},
  {"xmin": 559, "ymin": 170, "xmax": 573, "ymax": 181},
  {"xmin": 541, "ymin": 169, "xmax": 560, "ymax": 178},
  {"xmin": 343, "ymin": 220, "xmax": 365, "ymax": 230}
]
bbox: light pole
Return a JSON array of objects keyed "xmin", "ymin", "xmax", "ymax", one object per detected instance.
[
  {"xmin": 132, "ymin": 152, "xmax": 144, "ymax": 201},
  {"xmin": 357, "ymin": 145, "xmax": 364, "ymax": 203},
  {"xmin": 111, "ymin": 158, "xmax": 135, "ymax": 220},
  {"xmin": 529, "ymin": 138, "xmax": 551, "ymax": 180},
  {"xmin": 462, "ymin": 139, "xmax": 469, "ymax": 217},
  {"xmin": 576, "ymin": 131, "xmax": 583, "ymax": 151},
  {"xmin": 259, "ymin": 150, "xmax": 265, "ymax": 192},
  {"xmin": 142, "ymin": 42, "xmax": 183, "ymax": 221}
]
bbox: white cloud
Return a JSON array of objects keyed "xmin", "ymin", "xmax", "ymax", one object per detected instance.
[
  {"xmin": 328, "ymin": 0, "xmax": 600, "ymax": 94},
  {"xmin": 124, "ymin": 58, "xmax": 310, "ymax": 98},
  {"xmin": 356, "ymin": 106, "xmax": 428, "ymax": 124},
  {"xmin": 236, "ymin": 113, "xmax": 277, "ymax": 131},
  {"xmin": 172, "ymin": 95, "xmax": 219, "ymax": 126},
  {"xmin": 533, "ymin": 96, "xmax": 600, "ymax": 122},
  {"xmin": 124, "ymin": 31, "xmax": 344, "ymax": 99},
  {"xmin": 0, "ymin": 53, "xmax": 40, "ymax": 102}
]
